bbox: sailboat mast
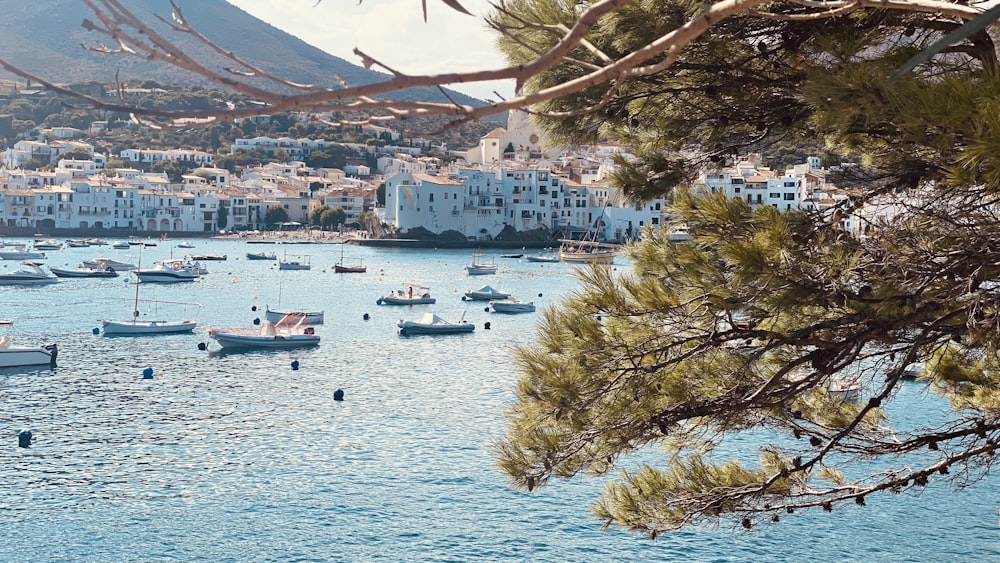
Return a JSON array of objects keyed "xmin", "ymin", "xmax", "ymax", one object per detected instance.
[{"xmin": 132, "ymin": 247, "xmax": 142, "ymax": 323}]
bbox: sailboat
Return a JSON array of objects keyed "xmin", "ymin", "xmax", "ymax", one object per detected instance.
[
  {"xmin": 558, "ymin": 209, "xmax": 619, "ymax": 264},
  {"xmin": 101, "ymin": 248, "xmax": 201, "ymax": 335},
  {"xmin": 264, "ymin": 260, "xmax": 324, "ymax": 323},
  {"xmin": 334, "ymin": 243, "xmax": 367, "ymax": 273}
]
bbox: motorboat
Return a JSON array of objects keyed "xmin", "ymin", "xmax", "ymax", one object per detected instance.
[
  {"xmin": 209, "ymin": 313, "xmax": 320, "ymax": 349},
  {"xmin": 82, "ymin": 257, "xmax": 138, "ymax": 272},
  {"xmin": 246, "ymin": 251, "xmax": 277, "ymax": 261},
  {"xmin": 490, "ymin": 298, "xmax": 537, "ymax": 314},
  {"xmin": 465, "ymin": 252, "xmax": 497, "ymax": 275},
  {"xmin": 187, "ymin": 253, "xmax": 227, "ymax": 261},
  {"xmin": 398, "ymin": 311, "xmax": 475, "ymax": 336},
  {"xmin": 0, "ymin": 335, "xmax": 58, "ymax": 367},
  {"xmin": 65, "ymin": 239, "xmax": 91, "ymax": 248},
  {"xmin": 0, "ymin": 261, "xmax": 58, "ymax": 285},
  {"xmin": 525, "ymin": 253, "xmax": 560, "ymax": 263},
  {"xmin": 463, "ymin": 285, "xmax": 510, "ymax": 301},
  {"xmin": 176, "ymin": 241, "xmax": 196, "ymax": 249},
  {"xmin": 111, "ymin": 240, "xmax": 130, "ymax": 249},
  {"xmin": 500, "ymin": 253, "xmax": 524, "ymax": 259},
  {"xmin": 264, "ymin": 307, "xmax": 324, "ymax": 325},
  {"xmin": 50, "ymin": 265, "xmax": 119, "ymax": 278},
  {"xmin": 33, "ymin": 239, "xmax": 62, "ymax": 250},
  {"xmin": 279, "ymin": 255, "xmax": 311, "ymax": 270},
  {"xmin": 377, "ymin": 283, "xmax": 436, "ymax": 305},
  {"xmin": 134, "ymin": 259, "xmax": 200, "ymax": 283},
  {"xmin": 0, "ymin": 245, "xmax": 46, "ymax": 260}
]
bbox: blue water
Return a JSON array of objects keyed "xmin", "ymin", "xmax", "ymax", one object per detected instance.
[{"xmin": 0, "ymin": 238, "xmax": 997, "ymax": 562}]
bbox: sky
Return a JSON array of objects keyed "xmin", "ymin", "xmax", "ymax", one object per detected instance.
[{"xmin": 224, "ymin": 0, "xmax": 515, "ymax": 101}]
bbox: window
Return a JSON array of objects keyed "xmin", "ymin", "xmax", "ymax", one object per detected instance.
[{"xmin": 784, "ymin": 193, "xmax": 795, "ymax": 201}]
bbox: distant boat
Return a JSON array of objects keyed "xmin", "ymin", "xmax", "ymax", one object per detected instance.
[
  {"xmin": 465, "ymin": 252, "xmax": 497, "ymax": 275},
  {"xmin": 176, "ymin": 241, "xmax": 196, "ymax": 249},
  {"xmin": 558, "ymin": 239, "xmax": 617, "ymax": 264},
  {"xmin": 500, "ymin": 253, "xmax": 523, "ymax": 259},
  {"xmin": 102, "ymin": 250, "xmax": 200, "ymax": 336},
  {"xmin": 81, "ymin": 258, "xmax": 137, "ymax": 271},
  {"xmin": 134, "ymin": 259, "xmax": 200, "ymax": 283},
  {"xmin": 50, "ymin": 265, "xmax": 119, "ymax": 278},
  {"xmin": 0, "ymin": 245, "xmax": 46, "ymax": 260},
  {"xmin": 463, "ymin": 285, "xmax": 510, "ymax": 301},
  {"xmin": 0, "ymin": 261, "xmax": 58, "ymax": 285},
  {"xmin": 279, "ymin": 254, "xmax": 311, "ymax": 271},
  {"xmin": 111, "ymin": 240, "xmax": 130, "ymax": 249},
  {"xmin": 334, "ymin": 244, "xmax": 367, "ymax": 273},
  {"xmin": 525, "ymin": 253, "xmax": 560, "ymax": 263},
  {"xmin": 490, "ymin": 298, "xmax": 536, "ymax": 314},
  {"xmin": 246, "ymin": 251, "xmax": 277, "ymax": 261},
  {"xmin": 377, "ymin": 283, "xmax": 436, "ymax": 305},
  {"xmin": 187, "ymin": 253, "xmax": 227, "ymax": 261},
  {"xmin": 264, "ymin": 307, "xmax": 324, "ymax": 325},
  {"xmin": 398, "ymin": 311, "xmax": 475, "ymax": 336}
]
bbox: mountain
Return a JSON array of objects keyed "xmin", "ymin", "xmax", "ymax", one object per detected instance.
[{"xmin": 0, "ymin": 0, "xmax": 486, "ymax": 107}]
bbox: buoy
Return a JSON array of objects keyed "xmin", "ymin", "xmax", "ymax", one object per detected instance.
[
  {"xmin": 538, "ymin": 293, "xmax": 543, "ymax": 298},
  {"xmin": 197, "ymin": 342, "xmax": 207, "ymax": 351},
  {"xmin": 376, "ymin": 298, "xmax": 383, "ymax": 305},
  {"xmin": 232, "ymin": 278, "xmax": 237, "ymax": 284},
  {"xmin": 253, "ymin": 317, "xmax": 261, "ymax": 325},
  {"xmin": 461, "ymin": 296, "xmax": 467, "ymax": 301},
  {"xmin": 484, "ymin": 322, "xmax": 491, "ymax": 330},
  {"xmin": 92, "ymin": 327, "xmax": 100, "ymax": 335},
  {"xmin": 484, "ymin": 306, "xmax": 490, "ymax": 313},
  {"xmin": 253, "ymin": 294, "xmax": 258, "ymax": 300},
  {"xmin": 333, "ymin": 389, "xmax": 345, "ymax": 401},
  {"xmin": 17, "ymin": 429, "xmax": 31, "ymax": 448},
  {"xmin": 291, "ymin": 360, "xmax": 300, "ymax": 370},
  {"xmin": 252, "ymin": 305, "xmax": 257, "ymax": 311},
  {"xmin": 142, "ymin": 367, "xmax": 154, "ymax": 379},
  {"xmin": 363, "ymin": 313, "xmax": 370, "ymax": 320}
]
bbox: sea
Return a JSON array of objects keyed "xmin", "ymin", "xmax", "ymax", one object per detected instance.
[{"xmin": 0, "ymin": 237, "xmax": 997, "ymax": 562}]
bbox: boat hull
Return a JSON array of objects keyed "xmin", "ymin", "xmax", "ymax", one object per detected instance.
[
  {"xmin": 491, "ymin": 302, "xmax": 536, "ymax": 314},
  {"xmin": 334, "ymin": 264, "xmax": 367, "ymax": 273},
  {"xmin": 378, "ymin": 296, "xmax": 436, "ymax": 305},
  {"xmin": 102, "ymin": 320, "xmax": 197, "ymax": 335},
  {"xmin": 558, "ymin": 250, "xmax": 617, "ymax": 264},
  {"xmin": 465, "ymin": 266, "xmax": 497, "ymax": 275},
  {"xmin": 397, "ymin": 322, "xmax": 475, "ymax": 336},
  {"xmin": 210, "ymin": 332, "xmax": 320, "ymax": 349},
  {"xmin": 0, "ymin": 344, "xmax": 57, "ymax": 367},
  {"xmin": 51, "ymin": 267, "xmax": 118, "ymax": 278}
]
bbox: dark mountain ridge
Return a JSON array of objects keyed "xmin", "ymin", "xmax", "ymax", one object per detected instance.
[{"xmin": 0, "ymin": 0, "xmax": 486, "ymax": 108}]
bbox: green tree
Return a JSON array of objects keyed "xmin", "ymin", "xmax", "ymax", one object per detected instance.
[
  {"xmin": 320, "ymin": 206, "xmax": 347, "ymax": 229},
  {"xmin": 58, "ymin": 147, "xmax": 93, "ymax": 161},
  {"xmin": 264, "ymin": 205, "xmax": 289, "ymax": 229},
  {"xmin": 216, "ymin": 205, "xmax": 228, "ymax": 230},
  {"xmin": 492, "ymin": 0, "xmax": 1000, "ymax": 537},
  {"xmin": 310, "ymin": 204, "xmax": 332, "ymax": 227}
]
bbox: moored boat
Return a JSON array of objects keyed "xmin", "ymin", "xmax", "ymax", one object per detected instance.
[
  {"xmin": 264, "ymin": 306, "xmax": 324, "ymax": 325},
  {"xmin": 134, "ymin": 259, "xmax": 200, "ymax": 283},
  {"xmin": 490, "ymin": 298, "xmax": 537, "ymax": 314},
  {"xmin": 246, "ymin": 251, "xmax": 277, "ymax": 261},
  {"xmin": 209, "ymin": 313, "xmax": 320, "ymax": 349},
  {"xmin": 465, "ymin": 252, "xmax": 498, "ymax": 275},
  {"xmin": 51, "ymin": 265, "xmax": 119, "ymax": 278},
  {"xmin": 398, "ymin": 311, "xmax": 475, "ymax": 336},
  {"xmin": 377, "ymin": 283, "xmax": 436, "ymax": 305},
  {"xmin": 463, "ymin": 285, "xmax": 510, "ymax": 301},
  {"xmin": 0, "ymin": 261, "xmax": 58, "ymax": 285},
  {"xmin": 0, "ymin": 335, "xmax": 58, "ymax": 367}
]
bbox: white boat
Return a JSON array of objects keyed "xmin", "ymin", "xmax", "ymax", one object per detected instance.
[
  {"xmin": 81, "ymin": 257, "xmax": 138, "ymax": 271},
  {"xmin": 176, "ymin": 241, "xmax": 195, "ymax": 249},
  {"xmin": 0, "ymin": 245, "xmax": 46, "ymax": 260},
  {"xmin": 490, "ymin": 298, "xmax": 536, "ymax": 314},
  {"xmin": 377, "ymin": 283, "xmax": 436, "ymax": 305},
  {"xmin": 279, "ymin": 254, "xmax": 311, "ymax": 270},
  {"xmin": 135, "ymin": 259, "xmax": 200, "ymax": 283},
  {"xmin": 111, "ymin": 240, "xmax": 130, "ymax": 249},
  {"xmin": 0, "ymin": 335, "xmax": 58, "ymax": 367},
  {"xmin": 65, "ymin": 239, "xmax": 91, "ymax": 248},
  {"xmin": 334, "ymin": 244, "xmax": 367, "ymax": 273},
  {"xmin": 102, "ymin": 250, "xmax": 200, "ymax": 335},
  {"xmin": 398, "ymin": 311, "xmax": 475, "ymax": 336},
  {"xmin": 209, "ymin": 313, "xmax": 320, "ymax": 349},
  {"xmin": 102, "ymin": 317, "xmax": 198, "ymax": 336},
  {"xmin": 33, "ymin": 239, "xmax": 62, "ymax": 250},
  {"xmin": 50, "ymin": 265, "xmax": 119, "ymax": 278},
  {"xmin": 465, "ymin": 252, "xmax": 497, "ymax": 275},
  {"xmin": 464, "ymin": 284, "xmax": 510, "ymax": 301},
  {"xmin": 0, "ymin": 261, "xmax": 58, "ymax": 285},
  {"xmin": 247, "ymin": 251, "xmax": 277, "ymax": 261},
  {"xmin": 264, "ymin": 306, "xmax": 324, "ymax": 325},
  {"xmin": 525, "ymin": 253, "xmax": 560, "ymax": 263}
]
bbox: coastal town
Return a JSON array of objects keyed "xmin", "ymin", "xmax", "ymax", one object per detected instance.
[{"xmin": 0, "ymin": 109, "xmax": 862, "ymax": 242}]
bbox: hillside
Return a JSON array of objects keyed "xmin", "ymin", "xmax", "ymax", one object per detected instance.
[{"xmin": 0, "ymin": 0, "xmax": 488, "ymax": 109}]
